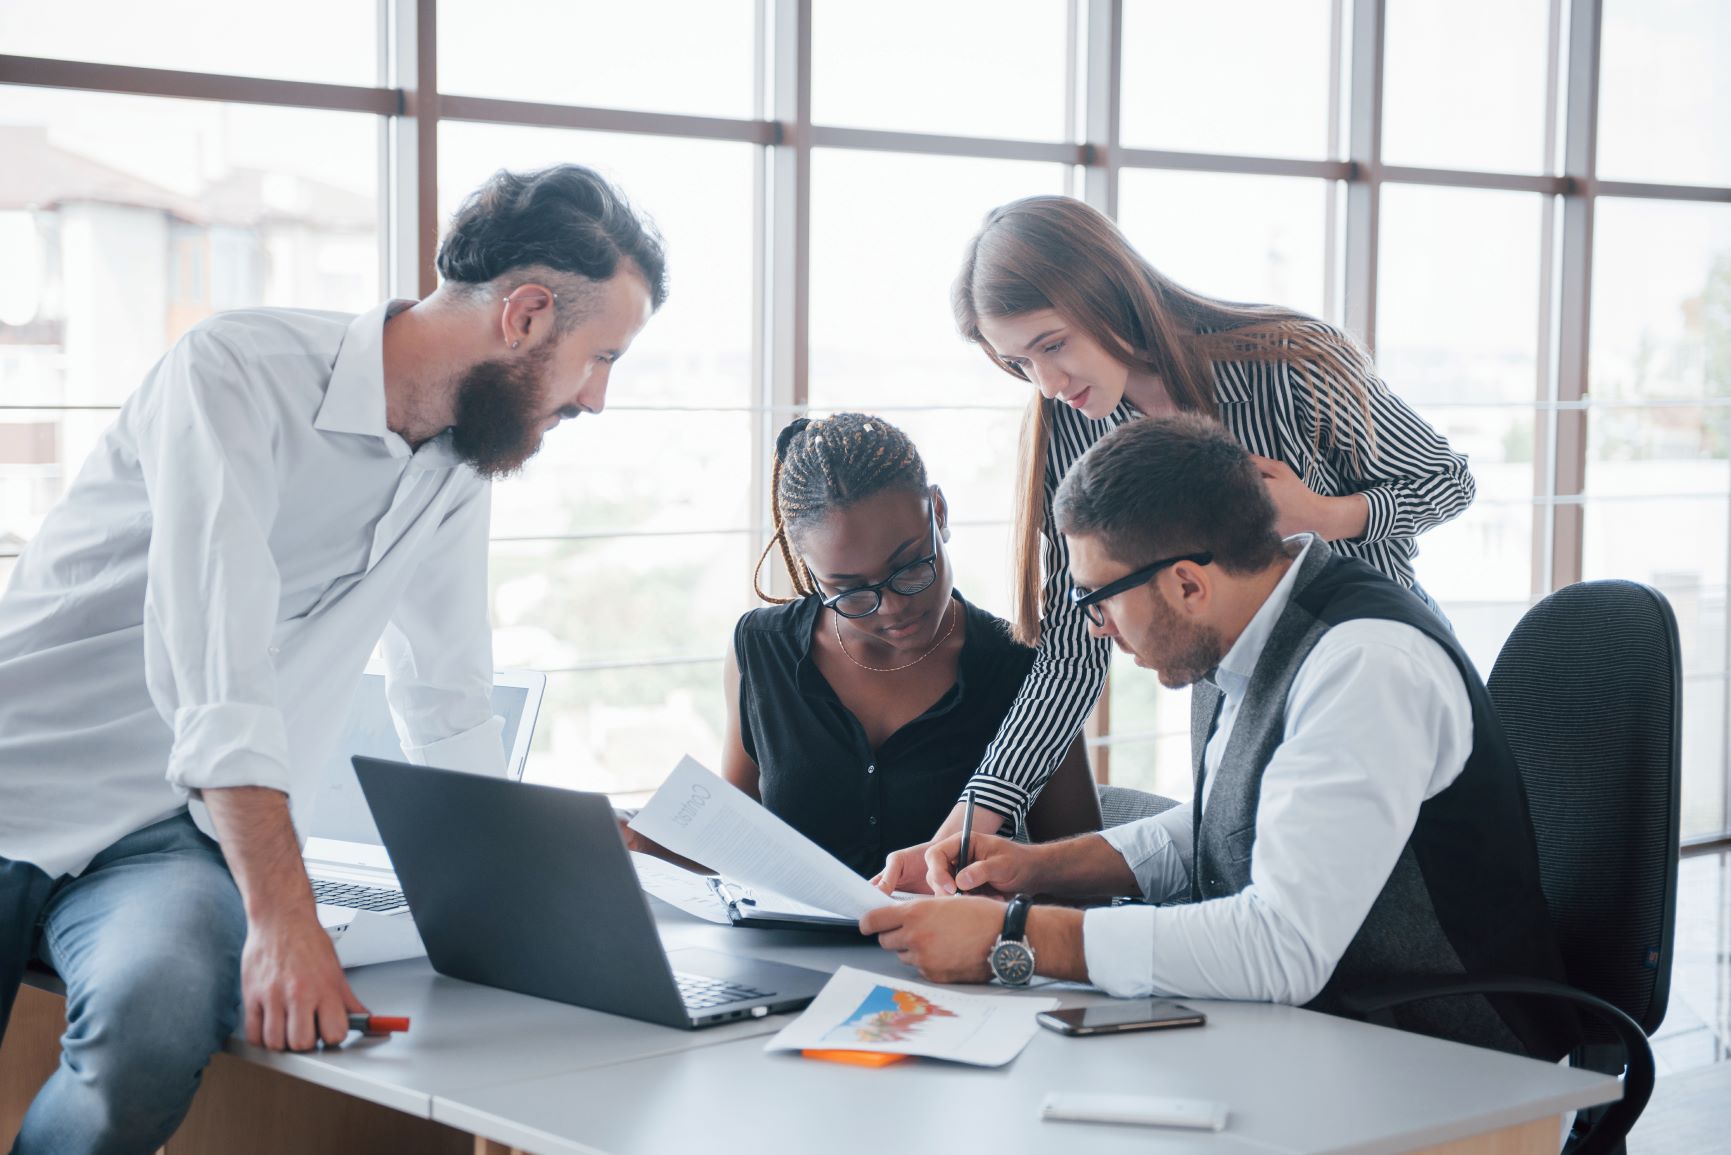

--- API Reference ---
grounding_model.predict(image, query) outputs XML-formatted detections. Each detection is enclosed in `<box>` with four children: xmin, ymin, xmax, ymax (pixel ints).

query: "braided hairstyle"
<box><xmin>753</xmin><ymin>413</ymin><xmax>930</xmax><ymax>604</ymax></box>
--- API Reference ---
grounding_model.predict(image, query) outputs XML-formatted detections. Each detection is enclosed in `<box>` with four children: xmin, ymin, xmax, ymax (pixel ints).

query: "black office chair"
<box><xmin>1097</xmin><ymin>784</ymin><xmax>1180</xmax><ymax>828</ymax></box>
<box><xmin>1340</xmin><ymin>580</ymin><xmax>1681</xmax><ymax>1155</ymax></box>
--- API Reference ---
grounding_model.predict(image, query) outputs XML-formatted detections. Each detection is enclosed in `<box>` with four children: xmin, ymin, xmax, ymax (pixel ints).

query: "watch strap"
<box><xmin>1001</xmin><ymin>893</ymin><xmax>1033</xmax><ymax>943</ymax></box>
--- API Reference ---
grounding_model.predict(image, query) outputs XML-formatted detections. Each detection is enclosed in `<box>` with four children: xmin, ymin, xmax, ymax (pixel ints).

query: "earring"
<box><xmin>511</xmin><ymin>340</ymin><xmax>520</xmax><ymax>350</ymax></box>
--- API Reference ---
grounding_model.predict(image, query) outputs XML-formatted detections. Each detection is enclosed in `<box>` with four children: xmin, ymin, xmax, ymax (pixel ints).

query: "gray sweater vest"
<box><xmin>1190</xmin><ymin>542</ymin><xmax>1575</xmax><ymax>1058</ymax></box>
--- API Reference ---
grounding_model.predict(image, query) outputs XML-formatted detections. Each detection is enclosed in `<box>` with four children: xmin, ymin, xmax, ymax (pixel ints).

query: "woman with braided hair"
<box><xmin>875</xmin><ymin>194</ymin><xmax>1476</xmax><ymax>894</ymax></box>
<box><xmin>687</xmin><ymin>412</ymin><xmax>1104</xmax><ymax>879</ymax></box>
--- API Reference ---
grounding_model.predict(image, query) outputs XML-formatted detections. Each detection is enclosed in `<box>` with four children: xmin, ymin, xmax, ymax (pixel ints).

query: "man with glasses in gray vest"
<box><xmin>862</xmin><ymin>413</ymin><xmax>1575</xmax><ymax>1059</ymax></box>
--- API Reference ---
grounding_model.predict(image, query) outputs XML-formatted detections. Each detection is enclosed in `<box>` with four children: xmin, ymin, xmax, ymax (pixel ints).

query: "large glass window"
<box><xmin>438</xmin><ymin>123</ymin><xmax>756</xmax><ymax>788</ymax></box>
<box><xmin>808</xmin><ymin>150</ymin><xmax>1066</xmax><ymax>618</ymax></box>
<box><xmin>0</xmin><ymin>0</ymin><xmax>378</xmax><ymax>86</ymax></box>
<box><xmin>1119</xmin><ymin>0</ymin><xmax>1333</xmax><ymax>159</ymax></box>
<box><xmin>1116</xmin><ymin>171</ymin><xmax>1330</xmax><ymax>320</ymax></box>
<box><xmin>4</xmin><ymin>4</ymin><xmax>1730</xmax><ymax>840</ymax></box>
<box><xmin>1597</xmin><ymin>0</ymin><xmax>1731</xmax><ymax>188</ymax></box>
<box><xmin>437</xmin><ymin>0</ymin><xmax>757</xmax><ymax>119</ymax></box>
<box><xmin>1105</xmin><ymin>650</ymin><xmax>1192</xmax><ymax>800</ymax></box>
<box><xmin>811</xmin><ymin>1</ymin><xmax>1068</xmax><ymax>141</ymax></box>
<box><xmin>1381</xmin><ymin>0</ymin><xmax>1552</xmax><ymax>174</ymax></box>
<box><xmin>807</xmin><ymin>151</ymin><xmax>1065</xmax><ymax>412</ymax></box>
<box><xmin>1377</xmin><ymin>183</ymin><xmax>1545</xmax><ymax>670</ymax></box>
<box><xmin>0</xmin><ymin>84</ymin><xmax>379</xmax><ymax>576</ymax></box>
<box><xmin>1585</xmin><ymin>197</ymin><xmax>1731</xmax><ymax>838</ymax></box>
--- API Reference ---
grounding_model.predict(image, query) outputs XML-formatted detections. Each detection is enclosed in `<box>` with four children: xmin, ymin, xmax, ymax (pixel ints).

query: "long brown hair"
<box><xmin>952</xmin><ymin>194</ymin><xmax>1377</xmax><ymax>645</ymax></box>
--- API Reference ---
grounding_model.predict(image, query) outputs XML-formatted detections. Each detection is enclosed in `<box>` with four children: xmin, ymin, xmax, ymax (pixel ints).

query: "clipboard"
<box><xmin>708</xmin><ymin>878</ymin><xmax>866</xmax><ymax>935</ymax></box>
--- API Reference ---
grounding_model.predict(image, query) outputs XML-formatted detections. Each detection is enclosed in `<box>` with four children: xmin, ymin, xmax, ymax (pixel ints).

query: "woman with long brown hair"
<box><xmin>875</xmin><ymin>194</ymin><xmax>1474</xmax><ymax>893</ymax></box>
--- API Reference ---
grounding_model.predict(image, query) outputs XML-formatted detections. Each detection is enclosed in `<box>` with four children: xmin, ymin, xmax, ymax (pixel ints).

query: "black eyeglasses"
<box><xmin>813</xmin><ymin>503</ymin><xmax>941</xmax><ymax>619</ymax></box>
<box><xmin>1069</xmin><ymin>551</ymin><xmax>1214</xmax><ymax>626</ymax></box>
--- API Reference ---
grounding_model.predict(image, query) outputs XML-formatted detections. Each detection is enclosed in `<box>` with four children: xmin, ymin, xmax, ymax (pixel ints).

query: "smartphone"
<box><xmin>1036</xmin><ymin>999</ymin><xmax>1206</xmax><ymax>1037</ymax></box>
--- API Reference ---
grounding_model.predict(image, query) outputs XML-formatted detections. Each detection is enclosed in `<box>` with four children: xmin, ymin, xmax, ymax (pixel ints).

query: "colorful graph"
<box><xmin>823</xmin><ymin>984</ymin><xmax>960</xmax><ymax>1045</ymax></box>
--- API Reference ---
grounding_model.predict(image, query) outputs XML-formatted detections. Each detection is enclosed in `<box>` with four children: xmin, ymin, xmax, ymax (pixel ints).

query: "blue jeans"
<box><xmin>0</xmin><ymin>812</ymin><xmax>246</xmax><ymax>1155</ymax></box>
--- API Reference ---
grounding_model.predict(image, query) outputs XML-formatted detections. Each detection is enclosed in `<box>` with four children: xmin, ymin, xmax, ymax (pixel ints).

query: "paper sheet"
<box><xmin>765</xmin><ymin>966</ymin><xmax>1057</xmax><ymax>1068</ymax></box>
<box><xmin>723</xmin><ymin>885</ymin><xmax>853</xmax><ymax>921</ymax></box>
<box><xmin>629</xmin><ymin>756</ymin><xmax>894</xmax><ymax>921</ymax></box>
<box><xmin>630</xmin><ymin>851</ymin><xmax>732</xmax><ymax>924</ymax></box>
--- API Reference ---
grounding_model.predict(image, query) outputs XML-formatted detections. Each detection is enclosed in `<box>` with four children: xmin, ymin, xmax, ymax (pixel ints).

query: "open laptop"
<box><xmin>308</xmin><ymin>667</ymin><xmax>545</xmax><ymax>931</ymax></box>
<box><xmin>352</xmin><ymin>756</ymin><xmax>831</xmax><ymax>1030</ymax></box>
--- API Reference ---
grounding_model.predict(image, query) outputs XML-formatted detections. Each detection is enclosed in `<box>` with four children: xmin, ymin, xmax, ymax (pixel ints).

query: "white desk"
<box><xmin>434</xmin><ymin>995</ymin><xmax>1610</xmax><ymax>1155</ymax></box>
<box><xmin>217</xmin><ymin>901</ymin><xmax>1109</xmax><ymax>1118</ymax></box>
<box><xmin>2</xmin><ymin>898</ymin><xmax>1621</xmax><ymax>1155</ymax></box>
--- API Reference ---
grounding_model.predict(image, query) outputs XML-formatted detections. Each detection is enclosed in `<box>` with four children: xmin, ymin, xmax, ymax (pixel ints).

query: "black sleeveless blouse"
<box><xmin>734</xmin><ymin>591</ymin><xmax>1037</xmax><ymax>877</ymax></box>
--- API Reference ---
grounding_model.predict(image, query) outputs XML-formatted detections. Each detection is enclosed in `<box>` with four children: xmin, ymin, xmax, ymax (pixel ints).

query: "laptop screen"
<box><xmin>308</xmin><ymin>673</ymin><xmax>532</xmax><ymax>847</ymax></box>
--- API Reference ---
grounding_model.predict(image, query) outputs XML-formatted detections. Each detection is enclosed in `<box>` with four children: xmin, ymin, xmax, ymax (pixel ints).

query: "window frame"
<box><xmin>3</xmin><ymin>0</ymin><xmax>1729</xmax><ymax>845</ymax></box>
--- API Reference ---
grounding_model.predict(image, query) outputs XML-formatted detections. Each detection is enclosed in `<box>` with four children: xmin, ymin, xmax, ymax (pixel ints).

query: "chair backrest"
<box><xmin>1012</xmin><ymin>785</ymin><xmax>1176</xmax><ymax>842</ymax></box>
<box><xmin>1486</xmin><ymin>580</ymin><xmax>1681</xmax><ymax>1035</ymax></box>
<box><xmin>1097</xmin><ymin>784</ymin><xmax>1180</xmax><ymax>828</ymax></box>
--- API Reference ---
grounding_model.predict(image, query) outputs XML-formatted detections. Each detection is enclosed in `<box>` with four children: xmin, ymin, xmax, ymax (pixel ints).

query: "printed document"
<box><xmin>629</xmin><ymin>756</ymin><xmax>894</xmax><ymax>921</ymax></box>
<box><xmin>766</xmin><ymin>966</ymin><xmax>1057</xmax><ymax>1067</ymax></box>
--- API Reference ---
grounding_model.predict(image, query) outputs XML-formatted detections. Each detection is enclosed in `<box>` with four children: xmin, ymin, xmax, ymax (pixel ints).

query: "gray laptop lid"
<box><xmin>351</xmin><ymin>757</ymin><xmax>695</xmax><ymax>1029</ymax></box>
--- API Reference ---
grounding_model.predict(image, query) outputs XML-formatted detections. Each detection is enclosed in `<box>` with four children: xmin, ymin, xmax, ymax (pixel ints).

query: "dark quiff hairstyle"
<box><xmin>753</xmin><ymin>413</ymin><xmax>931</xmax><ymax>604</ymax></box>
<box><xmin>1053</xmin><ymin>413</ymin><xmax>1285</xmax><ymax>576</ymax></box>
<box><xmin>437</xmin><ymin>164</ymin><xmax>669</xmax><ymax>329</ymax></box>
<box><xmin>953</xmin><ymin>194</ymin><xmax>1377</xmax><ymax>644</ymax></box>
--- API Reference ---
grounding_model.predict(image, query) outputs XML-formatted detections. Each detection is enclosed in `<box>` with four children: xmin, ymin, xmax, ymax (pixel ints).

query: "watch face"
<box><xmin>990</xmin><ymin>940</ymin><xmax>1035</xmax><ymax>986</ymax></box>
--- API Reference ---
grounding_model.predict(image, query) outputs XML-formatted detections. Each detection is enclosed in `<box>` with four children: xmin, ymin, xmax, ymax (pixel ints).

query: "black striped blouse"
<box><xmin>961</xmin><ymin>321</ymin><xmax>1477</xmax><ymax>823</ymax></box>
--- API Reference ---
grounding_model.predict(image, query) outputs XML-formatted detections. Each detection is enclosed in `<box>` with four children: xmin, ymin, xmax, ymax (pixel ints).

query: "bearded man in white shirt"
<box><xmin>862</xmin><ymin>414</ymin><xmax>1578</xmax><ymax>1060</ymax></box>
<box><xmin>0</xmin><ymin>164</ymin><xmax>664</xmax><ymax>1154</ymax></box>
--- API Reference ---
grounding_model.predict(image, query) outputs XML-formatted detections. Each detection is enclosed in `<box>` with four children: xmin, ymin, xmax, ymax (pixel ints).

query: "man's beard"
<box><xmin>1140</xmin><ymin>585</ymin><xmax>1225</xmax><ymax>690</ymax></box>
<box><xmin>448</xmin><ymin>347</ymin><xmax>554</xmax><ymax>479</ymax></box>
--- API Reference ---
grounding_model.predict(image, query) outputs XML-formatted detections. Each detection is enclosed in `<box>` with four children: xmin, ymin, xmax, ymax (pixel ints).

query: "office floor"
<box><xmin>1629</xmin><ymin>848</ymin><xmax>1731</xmax><ymax>1154</ymax></box>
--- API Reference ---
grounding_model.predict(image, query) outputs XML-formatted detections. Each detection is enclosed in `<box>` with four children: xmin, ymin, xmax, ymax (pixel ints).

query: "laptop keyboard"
<box><xmin>311</xmin><ymin>879</ymin><xmax>409</xmax><ymax>913</ymax></box>
<box><xmin>675</xmin><ymin>971</ymin><xmax>770</xmax><ymax>1011</ymax></box>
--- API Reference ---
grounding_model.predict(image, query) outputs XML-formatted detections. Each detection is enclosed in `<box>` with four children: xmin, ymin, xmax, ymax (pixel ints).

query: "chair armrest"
<box><xmin>1337</xmin><ymin>976</ymin><xmax>1650</xmax><ymax>1155</ymax></box>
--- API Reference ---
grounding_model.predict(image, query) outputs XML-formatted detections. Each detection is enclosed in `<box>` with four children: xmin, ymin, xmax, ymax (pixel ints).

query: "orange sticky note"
<box><xmin>800</xmin><ymin>1049</ymin><xmax>911</xmax><ymax>1068</ymax></box>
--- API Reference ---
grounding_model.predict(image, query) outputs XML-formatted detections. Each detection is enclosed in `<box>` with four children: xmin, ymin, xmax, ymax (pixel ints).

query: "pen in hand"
<box><xmin>955</xmin><ymin>788</ymin><xmax>975</xmax><ymax>895</ymax></box>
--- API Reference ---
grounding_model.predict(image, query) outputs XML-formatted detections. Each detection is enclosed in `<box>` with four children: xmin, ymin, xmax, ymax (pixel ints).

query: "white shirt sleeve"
<box><xmin>379</xmin><ymin>476</ymin><xmax>506</xmax><ymax>776</ymax></box>
<box><xmin>136</xmin><ymin>329</ymin><xmax>293</xmax><ymax>796</ymax></box>
<box><xmin>1082</xmin><ymin>620</ymin><xmax>1474</xmax><ymax>1002</ymax></box>
<box><xmin>1098</xmin><ymin>800</ymin><xmax>1194</xmax><ymax>904</ymax></box>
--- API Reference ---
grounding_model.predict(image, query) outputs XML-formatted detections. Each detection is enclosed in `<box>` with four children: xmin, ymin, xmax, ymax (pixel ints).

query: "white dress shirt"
<box><xmin>1081</xmin><ymin>535</ymin><xmax>1474</xmax><ymax>1003</ymax></box>
<box><xmin>0</xmin><ymin>301</ymin><xmax>504</xmax><ymax>878</ymax></box>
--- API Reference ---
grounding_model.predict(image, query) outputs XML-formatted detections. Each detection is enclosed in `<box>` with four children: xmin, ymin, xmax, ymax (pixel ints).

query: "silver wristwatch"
<box><xmin>988</xmin><ymin>894</ymin><xmax>1036</xmax><ymax>986</ymax></box>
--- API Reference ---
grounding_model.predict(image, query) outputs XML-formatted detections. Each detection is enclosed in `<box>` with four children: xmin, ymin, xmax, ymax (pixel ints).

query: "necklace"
<box><xmin>833</xmin><ymin>599</ymin><xmax>958</xmax><ymax>674</ymax></box>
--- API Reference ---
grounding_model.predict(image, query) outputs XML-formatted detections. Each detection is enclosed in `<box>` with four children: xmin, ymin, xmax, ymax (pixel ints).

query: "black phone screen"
<box><xmin>1047</xmin><ymin>1000</ymin><xmax>1204</xmax><ymax>1031</ymax></box>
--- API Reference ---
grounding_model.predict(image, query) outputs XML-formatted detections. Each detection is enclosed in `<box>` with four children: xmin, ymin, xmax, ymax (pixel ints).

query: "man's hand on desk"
<box><xmin>861</xmin><ymin>898</ymin><xmax>1092</xmax><ymax>985</ymax></box>
<box><xmin>242</xmin><ymin>912</ymin><xmax>367</xmax><ymax>1052</ymax></box>
<box><xmin>862</xmin><ymin>899</ymin><xmax>1092</xmax><ymax>986</ymax></box>
<box><xmin>201</xmin><ymin>785</ymin><xmax>368</xmax><ymax>1052</ymax></box>
<box><xmin>860</xmin><ymin>897</ymin><xmax>1001</xmax><ymax>983</ymax></box>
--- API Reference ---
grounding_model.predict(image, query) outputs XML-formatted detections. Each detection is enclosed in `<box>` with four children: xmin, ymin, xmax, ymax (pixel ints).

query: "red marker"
<box><xmin>348</xmin><ymin>1014</ymin><xmax>410</xmax><ymax>1036</ymax></box>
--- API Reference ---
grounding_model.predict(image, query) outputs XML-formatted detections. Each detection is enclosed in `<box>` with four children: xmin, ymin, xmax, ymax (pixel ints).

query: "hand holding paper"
<box><xmin>629</xmin><ymin>757</ymin><xmax>895</xmax><ymax>921</ymax></box>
